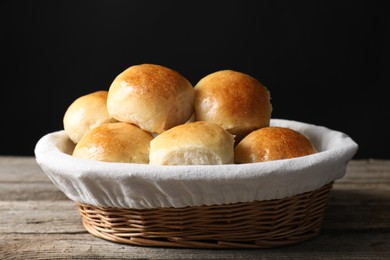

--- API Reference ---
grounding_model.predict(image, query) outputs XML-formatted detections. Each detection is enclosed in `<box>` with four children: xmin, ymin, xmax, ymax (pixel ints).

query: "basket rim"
<box><xmin>34</xmin><ymin>119</ymin><xmax>358</xmax><ymax>209</ymax></box>
<box><xmin>35</xmin><ymin>119</ymin><xmax>358</xmax><ymax>173</ymax></box>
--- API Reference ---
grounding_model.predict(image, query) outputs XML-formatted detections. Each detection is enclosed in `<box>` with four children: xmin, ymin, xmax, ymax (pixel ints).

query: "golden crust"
<box><xmin>72</xmin><ymin>122</ymin><xmax>153</xmax><ymax>163</ymax></box>
<box><xmin>194</xmin><ymin>70</ymin><xmax>272</xmax><ymax>142</ymax></box>
<box><xmin>107</xmin><ymin>64</ymin><xmax>194</xmax><ymax>133</ymax></box>
<box><xmin>113</xmin><ymin>64</ymin><xmax>189</xmax><ymax>99</ymax></box>
<box><xmin>63</xmin><ymin>90</ymin><xmax>117</xmax><ymax>144</ymax></box>
<box><xmin>234</xmin><ymin>126</ymin><xmax>317</xmax><ymax>163</ymax></box>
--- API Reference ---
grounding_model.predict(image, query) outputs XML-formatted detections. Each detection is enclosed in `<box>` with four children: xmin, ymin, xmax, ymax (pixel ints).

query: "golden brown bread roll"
<box><xmin>234</xmin><ymin>126</ymin><xmax>317</xmax><ymax>163</ymax></box>
<box><xmin>194</xmin><ymin>70</ymin><xmax>272</xmax><ymax>143</ymax></box>
<box><xmin>63</xmin><ymin>90</ymin><xmax>117</xmax><ymax>144</ymax></box>
<box><xmin>107</xmin><ymin>64</ymin><xmax>195</xmax><ymax>134</ymax></box>
<box><xmin>72</xmin><ymin>122</ymin><xmax>153</xmax><ymax>163</ymax></box>
<box><xmin>149</xmin><ymin>121</ymin><xmax>235</xmax><ymax>165</ymax></box>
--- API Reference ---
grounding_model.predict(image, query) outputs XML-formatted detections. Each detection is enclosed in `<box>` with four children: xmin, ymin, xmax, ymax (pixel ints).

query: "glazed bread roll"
<box><xmin>149</xmin><ymin>121</ymin><xmax>235</xmax><ymax>165</ymax></box>
<box><xmin>234</xmin><ymin>126</ymin><xmax>317</xmax><ymax>163</ymax></box>
<box><xmin>194</xmin><ymin>70</ymin><xmax>272</xmax><ymax>143</ymax></box>
<box><xmin>107</xmin><ymin>64</ymin><xmax>195</xmax><ymax>134</ymax></box>
<box><xmin>73</xmin><ymin>122</ymin><xmax>153</xmax><ymax>163</ymax></box>
<box><xmin>63</xmin><ymin>90</ymin><xmax>117</xmax><ymax>144</ymax></box>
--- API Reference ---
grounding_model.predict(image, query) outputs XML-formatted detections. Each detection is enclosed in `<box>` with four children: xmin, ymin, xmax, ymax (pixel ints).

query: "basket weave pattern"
<box><xmin>78</xmin><ymin>182</ymin><xmax>333</xmax><ymax>248</ymax></box>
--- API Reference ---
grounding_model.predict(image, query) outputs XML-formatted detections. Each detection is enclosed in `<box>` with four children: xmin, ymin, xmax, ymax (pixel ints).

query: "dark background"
<box><xmin>1</xmin><ymin>0</ymin><xmax>388</xmax><ymax>159</ymax></box>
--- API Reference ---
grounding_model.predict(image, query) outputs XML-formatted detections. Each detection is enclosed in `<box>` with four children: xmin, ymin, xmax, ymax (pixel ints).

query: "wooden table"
<box><xmin>1</xmin><ymin>157</ymin><xmax>389</xmax><ymax>259</ymax></box>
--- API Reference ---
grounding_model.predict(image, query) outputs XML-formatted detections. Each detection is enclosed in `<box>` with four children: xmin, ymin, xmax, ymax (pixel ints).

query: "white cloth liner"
<box><xmin>34</xmin><ymin>119</ymin><xmax>358</xmax><ymax>209</ymax></box>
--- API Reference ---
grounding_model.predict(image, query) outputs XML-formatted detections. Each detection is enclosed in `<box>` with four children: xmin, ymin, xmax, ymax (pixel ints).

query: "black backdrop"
<box><xmin>1</xmin><ymin>0</ymin><xmax>389</xmax><ymax>159</ymax></box>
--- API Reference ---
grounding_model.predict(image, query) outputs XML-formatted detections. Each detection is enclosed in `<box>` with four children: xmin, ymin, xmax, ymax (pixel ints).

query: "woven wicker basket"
<box><xmin>35</xmin><ymin>119</ymin><xmax>358</xmax><ymax>249</ymax></box>
<box><xmin>77</xmin><ymin>182</ymin><xmax>333</xmax><ymax>249</ymax></box>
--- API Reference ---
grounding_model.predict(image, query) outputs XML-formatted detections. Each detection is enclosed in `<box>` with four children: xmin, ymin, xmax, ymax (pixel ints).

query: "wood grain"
<box><xmin>1</xmin><ymin>157</ymin><xmax>389</xmax><ymax>259</ymax></box>
<box><xmin>1</xmin><ymin>232</ymin><xmax>389</xmax><ymax>259</ymax></box>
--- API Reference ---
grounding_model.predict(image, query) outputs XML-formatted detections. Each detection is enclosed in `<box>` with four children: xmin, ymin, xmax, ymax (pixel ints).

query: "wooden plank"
<box><xmin>0</xmin><ymin>201</ymin><xmax>84</xmax><ymax>234</ymax></box>
<box><xmin>0</xmin><ymin>156</ymin><xmax>37</xmax><ymax>165</ymax></box>
<box><xmin>0</xmin><ymin>156</ymin><xmax>68</xmax><ymax>201</ymax></box>
<box><xmin>342</xmin><ymin>159</ymin><xmax>390</xmax><ymax>183</ymax></box>
<box><xmin>323</xmin><ymin>202</ymin><xmax>390</xmax><ymax>230</ymax></box>
<box><xmin>1</xmin><ymin>197</ymin><xmax>388</xmax><ymax>235</ymax></box>
<box><xmin>0</xmin><ymin>183</ymin><xmax>68</xmax><ymax>201</ymax></box>
<box><xmin>1</xmin><ymin>157</ymin><xmax>389</xmax><ymax>259</ymax></box>
<box><xmin>1</xmin><ymin>231</ymin><xmax>389</xmax><ymax>259</ymax></box>
<box><xmin>331</xmin><ymin>184</ymin><xmax>390</xmax><ymax>203</ymax></box>
<box><xmin>0</xmin><ymin>156</ymin><xmax>50</xmax><ymax>183</ymax></box>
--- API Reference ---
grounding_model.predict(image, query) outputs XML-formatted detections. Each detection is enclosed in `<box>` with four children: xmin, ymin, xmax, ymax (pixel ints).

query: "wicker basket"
<box><xmin>35</xmin><ymin>119</ymin><xmax>358</xmax><ymax>249</ymax></box>
<box><xmin>77</xmin><ymin>182</ymin><xmax>333</xmax><ymax>249</ymax></box>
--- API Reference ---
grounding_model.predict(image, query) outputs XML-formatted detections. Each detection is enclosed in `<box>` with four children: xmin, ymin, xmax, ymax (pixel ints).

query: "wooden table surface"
<box><xmin>0</xmin><ymin>156</ymin><xmax>389</xmax><ymax>259</ymax></box>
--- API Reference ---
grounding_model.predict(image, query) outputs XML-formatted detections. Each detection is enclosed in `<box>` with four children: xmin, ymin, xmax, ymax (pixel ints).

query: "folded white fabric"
<box><xmin>34</xmin><ymin>119</ymin><xmax>358</xmax><ymax>209</ymax></box>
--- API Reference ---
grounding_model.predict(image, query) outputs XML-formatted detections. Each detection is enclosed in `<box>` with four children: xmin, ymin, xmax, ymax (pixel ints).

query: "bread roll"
<box><xmin>149</xmin><ymin>121</ymin><xmax>235</xmax><ymax>165</ymax></box>
<box><xmin>72</xmin><ymin>122</ymin><xmax>153</xmax><ymax>163</ymax></box>
<box><xmin>107</xmin><ymin>64</ymin><xmax>195</xmax><ymax>134</ymax></box>
<box><xmin>234</xmin><ymin>126</ymin><xmax>317</xmax><ymax>163</ymax></box>
<box><xmin>194</xmin><ymin>70</ymin><xmax>272</xmax><ymax>143</ymax></box>
<box><xmin>63</xmin><ymin>90</ymin><xmax>117</xmax><ymax>144</ymax></box>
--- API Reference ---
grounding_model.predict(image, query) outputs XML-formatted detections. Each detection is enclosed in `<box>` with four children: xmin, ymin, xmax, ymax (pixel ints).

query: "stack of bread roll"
<box><xmin>63</xmin><ymin>63</ymin><xmax>316</xmax><ymax>165</ymax></box>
